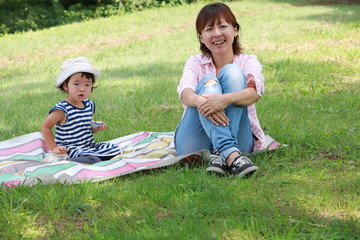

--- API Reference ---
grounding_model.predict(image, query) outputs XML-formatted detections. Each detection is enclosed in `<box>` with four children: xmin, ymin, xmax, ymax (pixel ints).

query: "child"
<box><xmin>41</xmin><ymin>56</ymin><xmax>121</xmax><ymax>164</ymax></box>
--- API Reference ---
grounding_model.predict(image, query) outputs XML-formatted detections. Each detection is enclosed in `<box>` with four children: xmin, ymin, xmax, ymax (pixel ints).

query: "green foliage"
<box><xmin>0</xmin><ymin>0</ymin><xmax>64</xmax><ymax>34</ymax></box>
<box><xmin>119</xmin><ymin>0</ymin><xmax>195</xmax><ymax>12</ymax></box>
<box><xmin>0</xmin><ymin>0</ymin><xmax>198</xmax><ymax>35</ymax></box>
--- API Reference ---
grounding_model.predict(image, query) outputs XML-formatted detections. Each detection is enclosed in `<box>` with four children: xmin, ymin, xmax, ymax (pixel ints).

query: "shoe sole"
<box><xmin>206</xmin><ymin>166</ymin><xmax>227</xmax><ymax>176</ymax></box>
<box><xmin>234</xmin><ymin>165</ymin><xmax>258</xmax><ymax>177</ymax></box>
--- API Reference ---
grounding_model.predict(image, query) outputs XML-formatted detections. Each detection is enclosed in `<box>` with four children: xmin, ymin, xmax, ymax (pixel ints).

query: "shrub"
<box><xmin>0</xmin><ymin>0</ymin><xmax>64</xmax><ymax>34</ymax></box>
<box><xmin>0</xmin><ymin>0</ymin><xmax>198</xmax><ymax>35</ymax></box>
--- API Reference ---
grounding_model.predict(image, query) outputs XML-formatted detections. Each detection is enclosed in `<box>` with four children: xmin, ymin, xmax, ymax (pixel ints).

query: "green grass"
<box><xmin>0</xmin><ymin>0</ymin><xmax>359</xmax><ymax>239</ymax></box>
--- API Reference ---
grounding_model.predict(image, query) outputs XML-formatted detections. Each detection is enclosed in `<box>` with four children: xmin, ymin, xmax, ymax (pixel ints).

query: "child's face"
<box><xmin>63</xmin><ymin>73</ymin><xmax>93</xmax><ymax>102</ymax></box>
<box><xmin>199</xmin><ymin>17</ymin><xmax>238</xmax><ymax>58</ymax></box>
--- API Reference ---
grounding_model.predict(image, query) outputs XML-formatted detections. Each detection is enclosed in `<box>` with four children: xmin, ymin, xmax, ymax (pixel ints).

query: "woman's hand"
<box><xmin>206</xmin><ymin>110</ymin><xmax>229</xmax><ymax>127</ymax></box>
<box><xmin>197</xmin><ymin>94</ymin><xmax>229</xmax><ymax>126</ymax></box>
<box><xmin>181</xmin><ymin>90</ymin><xmax>230</xmax><ymax>126</ymax></box>
<box><xmin>198</xmin><ymin>94</ymin><xmax>230</xmax><ymax>117</ymax></box>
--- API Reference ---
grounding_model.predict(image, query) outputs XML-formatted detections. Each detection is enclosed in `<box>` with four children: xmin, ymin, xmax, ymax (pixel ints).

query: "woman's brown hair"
<box><xmin>196</xmin><ymin>2</ymin><xmax>243</xmax><ymax>57</ymax></box>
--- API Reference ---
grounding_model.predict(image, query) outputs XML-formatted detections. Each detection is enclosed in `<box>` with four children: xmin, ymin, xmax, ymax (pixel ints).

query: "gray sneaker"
<box><xmin>229</xmin><ymin>156</ymin><xmax>258</xmax><ymax>177</ymax></box>
<box><xmin>206</xmin><ymin>155</ymin><xmax>228</xmax><ymax>176</ymax></box>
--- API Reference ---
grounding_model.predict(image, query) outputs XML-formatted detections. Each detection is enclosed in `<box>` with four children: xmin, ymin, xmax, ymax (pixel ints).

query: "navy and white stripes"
<box><xmin>50</xmin><ymin>99</ymin><xmax>120</xmax><ymax>158</ymax></box>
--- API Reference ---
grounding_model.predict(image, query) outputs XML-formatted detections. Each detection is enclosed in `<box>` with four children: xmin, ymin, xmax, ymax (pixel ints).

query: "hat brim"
<box><xmin>56</xmin><ymin>66</ymin><xmax>100</xmax><ymax>87</ymax></box>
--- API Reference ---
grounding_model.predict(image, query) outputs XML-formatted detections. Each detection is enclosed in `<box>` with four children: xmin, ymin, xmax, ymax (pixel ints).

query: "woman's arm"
<box><xmin>198</xmin><ymin>85</ymin><xmax>260</xmax><ymax>117</ymax></box>
<box><xmin>226</xmin><ymin>87</ymin><xmax>260</xmax><ymax>106</ymax></box>
<box><xmin>180</xmin><ymin>88</ymin><xmax>206</xmax><ymax>107</ymax></box>
<box><xmin>181</xmin><ymin>88</ymin><xmax>230</xmax><ymax>126</ymax></box>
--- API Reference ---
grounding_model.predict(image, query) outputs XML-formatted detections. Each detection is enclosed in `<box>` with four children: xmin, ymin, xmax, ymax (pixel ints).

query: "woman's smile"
<box><xmin>200</xmin><ymin>18</ymin><xmax>237</xmax><ymax>59</ymax></box>
<box><xmin>213</xmin><ymin>40</ymin><xmax>225</xmax><ymax>45</ymax></box>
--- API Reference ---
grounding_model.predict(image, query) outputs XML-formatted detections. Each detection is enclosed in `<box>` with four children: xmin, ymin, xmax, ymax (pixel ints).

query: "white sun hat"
<box><xmin>56</xmin><ymin>56</ymin><xmax>100</xmax><ymax>87</ymax></box>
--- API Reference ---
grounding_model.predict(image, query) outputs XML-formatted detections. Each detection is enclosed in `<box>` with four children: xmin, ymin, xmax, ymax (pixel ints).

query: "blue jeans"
<box><xmin>175</xmin><ymin>64</ymin><xmax>254</xmax><ymax>161</ymax></box>
<box><xmin>68</xmin><ymin>155</ymin><xmax>115</xmax><ymax>164</ymax></box>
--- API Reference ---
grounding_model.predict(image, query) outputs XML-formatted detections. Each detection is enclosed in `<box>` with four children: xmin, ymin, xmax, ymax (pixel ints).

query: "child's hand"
<box><xmin>91</xmin><ymin>121</ymin><xmax>108</xmax><ymax>133</ymax></box>
<box><xmin>52</xmin><ymin>145</ymin><xmax>67</xmax><ymax>155</ymax></box>
<box><xmin>96</xmin><ymin>123</ymin><xmax>108</xmax><ymax>131</ymax></box>
<box><xmin>90</xmin><ymin>121</ymin><xmax>104</xmax><ymax>128</ymax></box>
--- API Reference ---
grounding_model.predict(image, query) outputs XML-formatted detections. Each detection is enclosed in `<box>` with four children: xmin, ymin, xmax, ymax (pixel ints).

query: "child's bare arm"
<box><xmin>42</xmin><ymin>110</ymin><xmax>67</xmax><ymax>154</ymax></box>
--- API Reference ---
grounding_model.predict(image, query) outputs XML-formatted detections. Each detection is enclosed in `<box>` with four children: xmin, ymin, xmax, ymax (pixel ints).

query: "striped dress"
<box><xmin>50</xmin><ymin>99</ymin><xmax>121</xmax><ymax>158</ymax></box>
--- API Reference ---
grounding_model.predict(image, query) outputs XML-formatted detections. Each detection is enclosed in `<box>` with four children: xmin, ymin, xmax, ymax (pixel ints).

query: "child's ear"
<box><xmin>62</xmin><ymin>82</ymin><xmax>68</xmax><ymax>92</ymax></box>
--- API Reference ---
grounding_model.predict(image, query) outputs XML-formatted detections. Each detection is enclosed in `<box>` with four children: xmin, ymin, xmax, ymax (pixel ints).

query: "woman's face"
<box><xmin>199</xmin><ymin>17</ymin><xmax>238</xmax><ymax>58</ymax></box>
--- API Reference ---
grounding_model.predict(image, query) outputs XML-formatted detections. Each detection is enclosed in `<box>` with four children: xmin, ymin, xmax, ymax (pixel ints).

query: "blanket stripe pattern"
<box><xmin>0</xmin><ymin>132</ymin><xmax>207</xmax><ymax>188</ymax></box>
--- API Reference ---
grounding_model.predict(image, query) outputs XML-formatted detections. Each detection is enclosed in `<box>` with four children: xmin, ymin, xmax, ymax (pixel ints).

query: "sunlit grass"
<box><xmin>0</xmin><ymin>0</ymin><xmax>359</xmax><ymax>239</ymax></box>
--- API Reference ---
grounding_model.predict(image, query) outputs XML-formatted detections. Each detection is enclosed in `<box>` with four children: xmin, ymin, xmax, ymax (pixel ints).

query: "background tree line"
<box><xmin>0</xmin><ymin>0</ymin><xmax>358</xmax><ymax>36</ymax></box>
<box><xmin>0</xmin><ymin>0</ymin><xmax>197</xmax><ymax>35</ymax></box>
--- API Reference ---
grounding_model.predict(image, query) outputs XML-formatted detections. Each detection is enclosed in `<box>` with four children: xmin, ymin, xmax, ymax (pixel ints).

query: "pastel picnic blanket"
<box><xmin>0</xmin><ymin>132</ymin><xmax>209</xmax><ymax>188</ymax></box>
<box><xmin>0</xmin><ymin>131</ymin><xmax>282</xmax><ymax>188</ymax></box>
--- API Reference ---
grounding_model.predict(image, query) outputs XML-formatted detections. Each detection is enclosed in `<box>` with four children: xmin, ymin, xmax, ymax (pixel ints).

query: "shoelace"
<box><xmin>232</xmin><ymin>156</ymin><xmax>251</xmax><ymax>167</ymax></box>
<box><xmin>210</xmin><ymin>155</ymin><xmax>223</xmax><ymax>165</ymax></box>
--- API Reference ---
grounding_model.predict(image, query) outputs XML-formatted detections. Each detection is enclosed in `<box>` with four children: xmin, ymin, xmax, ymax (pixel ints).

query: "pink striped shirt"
<box><xmin>177</xmin><ymin>53</ymin><xmax>267</xmax><ymax>151</ymax></box>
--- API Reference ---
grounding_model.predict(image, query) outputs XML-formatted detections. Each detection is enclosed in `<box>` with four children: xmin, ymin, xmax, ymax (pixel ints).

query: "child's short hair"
<box><xmin>56</xmin><ymin>57</ymin><xmax>100</xmax><ymax>91</ymax></box>
<box><xmin>58</xmin><ymin>72</ymin><xmax>96</xmax><ymax>93</ymax></box>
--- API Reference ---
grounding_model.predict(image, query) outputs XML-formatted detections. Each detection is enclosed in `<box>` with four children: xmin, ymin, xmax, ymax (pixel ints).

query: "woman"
<box><xmin>175</xmin><ymin>2</ymin><xmax>276</xmax><ymax>177</ymax></box>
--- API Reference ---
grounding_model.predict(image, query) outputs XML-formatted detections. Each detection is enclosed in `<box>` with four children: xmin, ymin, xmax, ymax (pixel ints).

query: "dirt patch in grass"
<box><xmin>158</xmin><ymin>103</ymin><xmax>179</xmax><ymax>111</ymax></box>
<box><xmin>336</xmin><ymin>75</ymin><xmax>360</xmax><ymax>84</ymax></box>
<box><xmin>317</xmin><ymin>151</ymin><xmax>343</xmax><ymax>160</ymax></box>
<box><xmin>0</xmin><ymin>22</ymin><xmax>194</xmax><ymax>69</ymax></box>
<box><xmin>54</xmin><ymin>44</ymin><xmax>91</xmax><ymax>57</ymax></box>
<box><xmin>317</xmin><ymin>210</ymin><xmax>360</xmax><ymax>220</ymax></box>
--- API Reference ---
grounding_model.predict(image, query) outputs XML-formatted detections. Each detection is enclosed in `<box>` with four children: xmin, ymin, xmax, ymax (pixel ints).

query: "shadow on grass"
<box><xmin>0</xmin><ymin>60</ymin><xmax>184</xmax><ymax>140</ymax></box>
<box><xmin>270</xmin><ymin>0</ymin><xmax>360</xmax><ymax>6</ymax></box>
<box><xmin>81</xmin><ymin>158</ymin><xmax>360</xmax><ymax>239</ymax></box>
<box><xmin>269</xmin><ymin>0</ymin><xmax>360</xmax><ymax>25</ymax></box>
<box><xmin>0</xmin><ymin>132</ymin><xmax>358</xmax><ymax>239</ymax></box>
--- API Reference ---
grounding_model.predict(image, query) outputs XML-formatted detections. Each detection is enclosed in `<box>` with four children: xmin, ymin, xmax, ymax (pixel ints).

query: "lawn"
<box><xmin>0</xmin><ymin>0</ymin><xmax>359</xmax><ymax>239</ymax></box>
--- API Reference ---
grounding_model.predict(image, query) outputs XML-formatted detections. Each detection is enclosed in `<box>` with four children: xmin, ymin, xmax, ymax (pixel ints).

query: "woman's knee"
<box><xmin>196</xmin><ymin>75</ymin><xmax>222</xmax><ymax>95</ymax></box>
<box><xmin>220</xmin><ymin>64</ymin><xmax>243</xmax><ymax>75</ymax></box>
<box><xmin>219</xmin><ymin>64</ymin><xmax>247</xmax><ymax>90</ymax></box>
<box><xmin>200</xmin><ymin>74</ymin><xmax>218</xmax><ymax>84</ymax></box>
